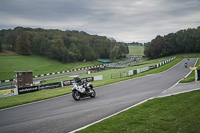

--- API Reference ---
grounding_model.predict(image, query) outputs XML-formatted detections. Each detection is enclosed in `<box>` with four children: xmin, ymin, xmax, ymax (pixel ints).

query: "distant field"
<box><xmin>0</xmin><ymin>54</ymin><xmax>102</xmax><ymax>80</ymax></box>
<box><xmin>128</xmin><ymin>46</ymin><xmax>144</xmax><ymax>55</ymax></box>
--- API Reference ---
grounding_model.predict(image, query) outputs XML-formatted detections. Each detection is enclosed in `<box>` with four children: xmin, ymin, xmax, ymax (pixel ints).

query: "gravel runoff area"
<box><xmin>157</xmin><ymin>81</ymin><xmax>200</xmax><ymax>98</ymax></box>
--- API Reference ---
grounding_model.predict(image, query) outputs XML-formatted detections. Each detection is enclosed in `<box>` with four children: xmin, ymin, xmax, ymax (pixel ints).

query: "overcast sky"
<box><xmin>0</xmin><ymin>0</ymin><xmax>200</xmax><ymax>43</ymax></box>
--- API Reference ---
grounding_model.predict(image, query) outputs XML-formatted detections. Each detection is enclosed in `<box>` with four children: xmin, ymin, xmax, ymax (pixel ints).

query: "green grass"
<box><xmin>0</xmin><ymin>86</ymin><xmax>72</xmax><ymax>109</ymax></box>
<box><xmin>128</xmin><ymin>46</ymin><xmax>144</xmax><ymax>55</ymax></box>
<box><xmin>0</xmin><ymin>54</ymin><xmax>102</xmax><ymax>80</ymax></box>
<box><xmin>77</xmin><ymin>90</ymin><xmax>200</xmax><ymax>133</ymax></box>
<box><xmin>180</xmin><ymin>70</ymin><xmax>196</xmax><ymax>83</ymax></box>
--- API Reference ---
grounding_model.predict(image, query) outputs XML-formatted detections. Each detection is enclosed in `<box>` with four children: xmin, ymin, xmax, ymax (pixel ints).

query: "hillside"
<box><xmin>128</xmin><ymin>46</ymin><xmax>144</xmax><ymax>55</ymax></box>
<box><xmin>0</xmin><ymin>53</ymin><xmax>102</xmax><ymax>80</ymax></box>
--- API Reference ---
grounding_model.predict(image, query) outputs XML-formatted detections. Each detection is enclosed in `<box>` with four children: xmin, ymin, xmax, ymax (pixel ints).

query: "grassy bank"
<box><xmin>77</xmin><ymin>90</ymin><xmax>200</xmax><ymax>133</ymax></box>
<box><xmin>0</xmin><ymin>54</ymin><xmax>102</xmax><ymax>80</ymax></box>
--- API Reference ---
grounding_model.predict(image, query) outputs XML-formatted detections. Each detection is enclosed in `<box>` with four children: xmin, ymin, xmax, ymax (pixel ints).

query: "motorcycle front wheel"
<box><xmin>89</xmin><ymin>88</ymin><xmax>96</xmax><ymax>98</ymax></box>
<box><xmin>72</xmin><ymin>90</ymin><xmax>81</xmax><ymax>101</ymax></box>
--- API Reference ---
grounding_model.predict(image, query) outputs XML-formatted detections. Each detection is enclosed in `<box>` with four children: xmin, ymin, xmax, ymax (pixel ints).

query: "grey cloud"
<box><xmin>0</xmin><ymin>0</ymin><xmax>200</xmax><ymax>43</ymax></box>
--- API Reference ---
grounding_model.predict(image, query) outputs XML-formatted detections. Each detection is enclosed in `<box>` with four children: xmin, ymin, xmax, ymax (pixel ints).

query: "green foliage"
<box><xmin>0</xmin><ymin>40</ymin><xmax>2</xmax><ymax>52</ymax></box>
<box><xmin>145</xmin><ymin>27</ymin><xmax>200</xmax><ymax>59</ymax></box>
<box><xmin>0</xmin><ymin>27</ymin><xmax>129</xmax><ymax>62</ymax></box>
<box><xmin>15</xmin><ymin>29</ymin><xmax>31</xmax><ymax>55</ymax></box>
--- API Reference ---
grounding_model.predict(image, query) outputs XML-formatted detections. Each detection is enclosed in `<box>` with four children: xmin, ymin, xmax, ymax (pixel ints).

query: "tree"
<box><xmin>146</xmin><ymin>35</ymin><xmax>163</xmax><ymax>59</ymax></box>
<box><xmin>0</xmin><ymin>38</ymin><xmax>2</xmax><ymax>52</ymax></box>
<box><xmin>0</xmin><ymin>27</ymin><xmax>129</xmax><ymax>62</ymax></box>
<box><xmin>16</xmin><ymin>30</ymin><xmax>31</xmax><ymax>55</ymax></box>
<box><xmin>110</xmin><ymin>45</ymin><xmax>119</xmax><ymax>59</ymax></box>
<box><xmin>195</xmin><ymin>27</ymin><xmax>200</xmax><ymax>52</ymax></box>
<box><xmin>162</xmin><ymin>33</ymin><xmax>177</xmax><ymax>56</ymax></box>
<box><xmin>144</xmin><ymin>26</ymin><xmax>200</xmax><ymax>59</ymax></box>
<box><xmin>68</xmin><ymin>43</ymin><xmax>81</xmax><ymax>62</ymax></box>
<box><xmin>118</xmin><ymin>43</ymin><xmax>128</xmax><ymax>57</ymax></box>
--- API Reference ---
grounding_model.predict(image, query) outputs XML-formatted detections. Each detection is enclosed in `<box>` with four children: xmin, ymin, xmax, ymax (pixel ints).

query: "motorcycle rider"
<box><xmin>74</xmin><ymin>77</ymin><xmax>89</xmax><ymax>92</ymax></box>
<box><xmin>74</xmin><ymin>77</ymin><xmax>82</xmax><ymax>85</ymax></box>
<box><xmin>184</xmin><ymin>62</ymin><xmax>188</xmax><ymax>68</ymax></box>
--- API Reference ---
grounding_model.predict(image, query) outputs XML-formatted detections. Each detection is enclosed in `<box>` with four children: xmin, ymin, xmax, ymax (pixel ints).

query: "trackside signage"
<box><xmin>63</xmin><ymin>80</ymin><xmax>74</xmax><ymax>86</ymax></box>
<box><xmin>39</xmin><ymin>82</ymin><xmax>62</xmax><ymax>90</ymax></box>
<box><xmin>0</xmin><ymin>89</ymin><xmax>14</xmax><ymax>97</ymax></box>
<box><xmin>63</xmin><ymin>77</ymin><xmax>94</xmax><ymax>86</ymax></box>
<box><xmin>18</xmin><ymin>86</ymin><xmax>39</xmax><ymax>94</ymax></box>
<box><xmin>84</xmin><ymin>77</ymin><xmax>94</xmax><ymax>82</ymax></box>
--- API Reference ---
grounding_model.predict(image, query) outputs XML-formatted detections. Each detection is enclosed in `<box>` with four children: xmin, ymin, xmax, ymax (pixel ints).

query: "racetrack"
<box><xmin>0</xmin><ymin>58</ymin><xmax>197</xmax><ymax>133</ymax></box>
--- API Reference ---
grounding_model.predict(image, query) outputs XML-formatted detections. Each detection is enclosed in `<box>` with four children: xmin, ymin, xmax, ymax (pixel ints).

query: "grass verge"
<box><xmin>77</xmin><ymin>90</ymin><xmax>200</xmax><ymax>133</ymax></box>
<box><xmin>0</xmin><ymin>86</ymin><xmax>72</xmax><ymax>109</ymax></box>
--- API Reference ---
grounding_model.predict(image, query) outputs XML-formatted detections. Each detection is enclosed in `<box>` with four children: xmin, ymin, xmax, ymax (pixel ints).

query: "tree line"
<box><xmin>126</xmin><ymin>42</ymin><xmax>143</xmax><ymax>46</ymax></box>
<box><xmin>0</xmin><ymin>27</ymin><xmax>129</xmax><ymax>62</ymax></box>
<box><xmin>144</xmin><ymin>26</ymin><xmax>200</xmax><ymax>59</ymax></box>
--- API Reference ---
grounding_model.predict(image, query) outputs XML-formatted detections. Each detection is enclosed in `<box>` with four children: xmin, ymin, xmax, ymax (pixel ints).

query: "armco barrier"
<box><xmin>0</xmin><ymin>64</ymin><xmax>105</xmax><ymax>83</ymax></box>
<box><xmin>18</xmin><ymin>86</ymin><xmax>39</xmax><ymax>94</ymax></box>
<box><xmin>33</xmin><ymin>65</ymin><xmax>105</xmax><ymax>78</ymax></box>
<box><xmin>125</xmin><ymin>57</ymin><xmax>176</xmax><ymax>78</ymax></box>
<box><xmin>0</xmin><ymin>76</ymin><xmax>99</xmax><ymax>97</ymax></box>
<box><xmin>63</xmin><ymin>77</ymin><xmax>94</xmax><ymax>86</ymax></box>
<box><xmin>39</xmin><ymin>82</ymin><xmax>62</xmax><ymax>90</ymax></box>
<box><xmin>0</xmin><ymin>89</ymin><xmax>14</xmax><ymax>97</ymax></box>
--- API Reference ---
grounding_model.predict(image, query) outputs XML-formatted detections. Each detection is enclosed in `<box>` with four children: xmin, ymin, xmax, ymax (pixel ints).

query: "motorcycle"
<box><xmin>71</xmin><ymin>77</ymin><xmax>96</xmax><ymax>101</ymax></box>
<box><xmin>185</xmin><ymin>63</ymin><xmax>188</xmax><ymax>68</ymax></box>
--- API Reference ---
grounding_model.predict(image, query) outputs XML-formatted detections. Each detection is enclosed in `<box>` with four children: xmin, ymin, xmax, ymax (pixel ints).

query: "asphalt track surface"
<box><xmin>0</xmin><ymin>58</ymin><xmax>197</xmax><ymax>133</ymax></box>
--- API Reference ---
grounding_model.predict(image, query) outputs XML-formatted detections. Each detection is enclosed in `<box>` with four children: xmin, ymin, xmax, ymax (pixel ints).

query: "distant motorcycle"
<box><xmin>185</xmin><ymin>63</ymin><xmax>188</xmax><ymax>68</ymax></box>
<box><xmin>71</xmin><ymin>77</ymin><xmax>96</xmax><ymax>101</ymax></box>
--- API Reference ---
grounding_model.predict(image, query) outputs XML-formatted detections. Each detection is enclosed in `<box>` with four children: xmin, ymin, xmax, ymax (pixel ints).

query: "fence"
<box><xmin>0</xmin><ymin>75</ymin><xmax>103</xmax><ymax>97</ymax></box>
<box><xmin>110</xmin><ymin>57</ymin><xmax>176</xmax><ymax>78</ymax></box>
<box><xmin>0</xmin><ymin>64</ymin><xmax>106</xmax><ymax>84</ymax></box>
<box><xmin>106</xmin><ymin>56</ymin><xmax>145</xmax><ymax>68</ymax></box>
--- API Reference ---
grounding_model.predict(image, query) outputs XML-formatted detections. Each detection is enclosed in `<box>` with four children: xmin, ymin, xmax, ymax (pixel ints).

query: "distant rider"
<box><xmin>184</xmin><ymin>62</ymin><xmax>188</xmax><ymax>68</ymax></box>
